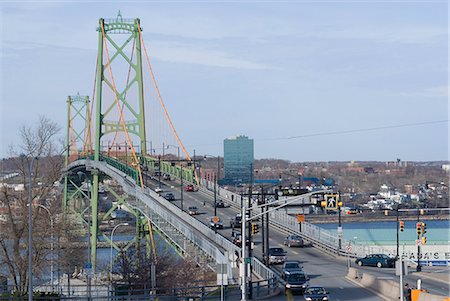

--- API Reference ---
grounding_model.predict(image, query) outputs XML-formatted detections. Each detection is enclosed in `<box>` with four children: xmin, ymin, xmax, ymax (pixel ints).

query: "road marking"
<box><xmin>339</xmin><ymin>286</ymin><xmax>344</xmax><ymax>289</ymax></box>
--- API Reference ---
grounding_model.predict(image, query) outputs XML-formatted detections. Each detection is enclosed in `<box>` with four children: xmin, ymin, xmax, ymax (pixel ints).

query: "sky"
<box><xmin>0</xmin><ymin>0</ymin><xmax>448</xmax><ymax>162</ymax></box>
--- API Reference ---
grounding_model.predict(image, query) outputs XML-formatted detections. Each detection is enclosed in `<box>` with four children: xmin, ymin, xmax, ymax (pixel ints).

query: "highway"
<box><xmin>142</xmin><ymin>174</ymin><xmax>449</xmax><ymax>300</ymax></box>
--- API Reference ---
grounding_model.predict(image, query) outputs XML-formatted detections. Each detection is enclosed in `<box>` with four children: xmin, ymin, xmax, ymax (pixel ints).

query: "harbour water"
<box><xmin>316</xmin><ymin>219</ymin><xmax>450</xmax><ymax>245</ymax></box>
<box><xmin>316</xmin><ymin>220</ymin><xmax>450</xmax><ymax>265</ymax></box>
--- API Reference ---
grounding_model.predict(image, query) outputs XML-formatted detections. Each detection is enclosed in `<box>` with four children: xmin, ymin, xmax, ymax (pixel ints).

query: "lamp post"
<box><xmin>77</xmin><ymin>171</ymin><xmax>92</xmax><ymax>300</ymax></box>
<box><xmin>166</xmin><ymin>145</ymin><xmax>183</xmax><ymax>210</ymax></box>
<box><xmin>21</xmin><ymin>154</ymin><xmax>36</xmax><ymax>301</ymax></box>
<box><xmin>36</xmin><ymin>204</ymin><xmax>54</xmax><ymax>289</ymax></box>
<box><xmin>110</xmin><ymin>222</ymin><xmax>129</xmax><ymax>280</ymax></box>
<box><xmin>203</xmin><ymin>154</ymin><xmax>221</xmax><ymax>216</ymax></box>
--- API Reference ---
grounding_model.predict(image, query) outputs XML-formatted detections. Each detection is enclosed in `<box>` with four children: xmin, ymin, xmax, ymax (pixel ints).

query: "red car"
<box><xmin>185</xmin><ymin>184</ymin><xmax>196</xmax><ymax>192</ymax></box>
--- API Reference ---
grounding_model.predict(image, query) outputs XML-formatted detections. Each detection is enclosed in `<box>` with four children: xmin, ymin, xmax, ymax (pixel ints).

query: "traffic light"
<box><xmin>421</xmin><ymin>236</ymin><xmax>427</xmax><ymax>245</ymax></box>
<box><xmin>420</xmin><ymin>209</ymin><xmax>425</xmax><ymax>215</ymax></box>
<box><xmin>251</xmin><ymin>223</ymin><xmax>259</xmax><ymax>235</ymax></box>
<box><xmin>384</xmin><ymin>210</ymin><xmax>389</xmax><ymax>216</ymax></box>
<box><xmin>421</xmin><ymin>222</ymin><xmax>427</xmax><ymax>235</ymax></box>
<box><xmin>321</xmin><ymin>201</ymin><xmax>327</xmax><ymax>208</ymax></box>
<box><xmin>399</xmin><ymin>221</ymin><xmax>404</xmax><ymax>232</ymax></box>
<box><xmin>416</xmin><ymin>222</ymin><xmax>422</xmax><ymax>235</ymax></box>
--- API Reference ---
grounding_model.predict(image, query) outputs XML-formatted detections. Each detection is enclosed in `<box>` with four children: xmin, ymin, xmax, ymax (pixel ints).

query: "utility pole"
<box><xmin>247</xmin><ymin>164</ymin><xmax>253</xmax><ymax>300</ymax></box>
<box><xmin>261</xmin><ymin>187</ymin><xmax>265</xmax><ymax>260</ymax></box>
<box><xmin>158</xmin><ymin>155</ymin><xmax>161</xmax><ymax>189</ymax></box>
<box><xmin>338</xmin><ymin>191</ymin><xmax>342</xmax><ymax>251</ymax></box>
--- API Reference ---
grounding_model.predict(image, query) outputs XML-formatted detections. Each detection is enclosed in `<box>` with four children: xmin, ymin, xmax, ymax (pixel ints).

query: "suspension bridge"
<box><xmin>61</xmin><ymin>13</ymin><xmax>435</xmax><ymax>300</ymax></box>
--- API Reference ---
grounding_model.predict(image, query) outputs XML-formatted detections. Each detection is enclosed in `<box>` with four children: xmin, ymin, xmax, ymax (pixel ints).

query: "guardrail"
<box><xmin>66</xmin><ymin>157</ymin><xmax>283</xmax><ymax>293</ymax></box>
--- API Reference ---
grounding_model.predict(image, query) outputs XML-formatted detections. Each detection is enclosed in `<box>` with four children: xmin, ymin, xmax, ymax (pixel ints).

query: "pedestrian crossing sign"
<box><xmin>325</xmin><ymin>194</ymin><xmax>339</xmax><ymax>209</ymax></box>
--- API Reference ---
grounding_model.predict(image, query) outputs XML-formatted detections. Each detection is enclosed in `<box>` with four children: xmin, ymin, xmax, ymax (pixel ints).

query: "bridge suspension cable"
<box><xmin>137</xmin><ymin>26</ymin><xmax>191</xmax><ymax>162</ymax></box>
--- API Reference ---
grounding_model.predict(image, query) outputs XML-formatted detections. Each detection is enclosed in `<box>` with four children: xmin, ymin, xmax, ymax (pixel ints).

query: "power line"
<box><xmin>186</xmin><ymin>119</ymin><xmax>448</xmax><ymax>149</ymax></box>
<box><xmin>259</xmin><ymin>120</ymin><xmax>449</xmax><ymax>141</ymax></box>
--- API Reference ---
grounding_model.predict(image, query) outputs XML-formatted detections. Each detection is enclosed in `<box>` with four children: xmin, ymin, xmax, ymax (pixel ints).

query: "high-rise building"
<box><xmin>223</xmin><ymin>135</ymin><xmax>254</xmax><ymax>184</ymax></box>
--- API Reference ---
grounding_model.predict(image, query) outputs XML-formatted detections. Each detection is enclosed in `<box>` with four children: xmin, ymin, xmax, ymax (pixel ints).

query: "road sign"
<box><xmin>297</xmin><ymin>214</ymin><xmax>305</xmax><ymax>223</ymax></box>
<box><xmin>84</xmin><ymin>262</ymin><xmax>93</xmax><ymax>277</ymax></box>
<box><xmin>212</xmin><ymin>216</ymin><xmax>220</xmax><ymax>223</ymax></box>
<box><xmin>346</xmin><ymin>245</ymin><xmax>352</xmax><ymax>253</ymax></box>
<box><xmin>325</xmin><ymin>194</ymin><xmax>339</xmax><ymax>209</ymax></box>
<box><xmin>245</xmin><ymin>257</ymin><xmax>251</xmax><ymax>264</ymax></box>
<box><xmin>415</xmin><ymin>239</ymin><xmax>422</xmax><ymax>246</ymax></box>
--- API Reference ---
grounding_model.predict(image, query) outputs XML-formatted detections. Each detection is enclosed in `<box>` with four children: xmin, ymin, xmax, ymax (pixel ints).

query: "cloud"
<box><xmin>147</xmin><ymin>40</ymin><xmax>270</xmax><ymax>70</ymax></box>
<box><xmin>398</xmin><ymin>85</ymin><xmax>449</xmax><ymax>98</ymax></box>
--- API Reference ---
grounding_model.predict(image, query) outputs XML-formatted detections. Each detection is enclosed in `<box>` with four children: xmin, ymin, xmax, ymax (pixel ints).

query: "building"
<box><xmin>223</xmin><ymin>135</ymin><xmax>254</xmax><ymax>184</ymax></box>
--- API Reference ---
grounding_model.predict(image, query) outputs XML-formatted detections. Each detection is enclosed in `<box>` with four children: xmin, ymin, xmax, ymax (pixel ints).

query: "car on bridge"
<box><xmin>216</xmin><ymin>200</ymin><xmax>225</xmax><ymax>208</ymax></box>
<box><xmin>284</xmin><ymin>234</ymin><xmax>304</xmax><ymax>247</ymax></box>
<box><xmin>268</xmin><ymin>247</ymin><xmax>287</xmax><ymax>264</ymax></box>
<box><xmin>355</xmin><ymin>254</ymin><xmax>395</xmax><ymax>268</ymax></box>
<box><xmin>163</xmin><ymin>173</ymin><xmax>171</xmax><ymax>180</ymax></box>
<box><xmin>209</xmin><ymin>216</ymin><xmax>223</xmax><ymax>229</ymax></box>
<box><xmin>230</xmin><ymin>214</ymin><xmax>242</xmax><ymax>228</ymax></box>
<box><xmin>163</xmin><ymin>192</ymin><xmax>175</xmax><ymax>201</ymax></box>
<box><xmin>185</xmin><ymin>184</ymin><xmax>196</xmax><ymax>192</ymax></box>
<box><xmin>284</xmin><ymin>271</ymin><xmax>309</xmax><ymax>295</ymax></box>
<box><xmin>155</xmin><ymin>187</ymin><xmax>163</xmax><ymax>193</ymax></box>
<box><xmin>188</xmin><ymin>206</ymin><xmax>199</xmax><ymax>215</ymax></box>
<box><xmin>303</xmin><ymin>286</ymin><xmax>329</xmax><ymax>300</ymax></box>
<box><xmin>281</xmin><ymin>261</ymin><xmax>303</xmax><ymax>279</ymax></box>
<box><xmin>232</xmin><ymin>234</ymin><xmax>250</xmax><ymax>247</ymax></box>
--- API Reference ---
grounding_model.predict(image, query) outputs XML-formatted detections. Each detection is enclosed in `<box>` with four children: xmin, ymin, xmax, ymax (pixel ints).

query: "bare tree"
<box><xmin>0</xmin><ymin>116</ymin><xmax>66</xmax><ymax>293</ymax></box>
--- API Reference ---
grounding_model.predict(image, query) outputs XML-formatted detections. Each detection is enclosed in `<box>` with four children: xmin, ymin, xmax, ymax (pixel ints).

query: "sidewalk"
<box><xmin>414</xmin><ymin>266</ymin><xmax>450</xmax><ymax>285</ymax></box>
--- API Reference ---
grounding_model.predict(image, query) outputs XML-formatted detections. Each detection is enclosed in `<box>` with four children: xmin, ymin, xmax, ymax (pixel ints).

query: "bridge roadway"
<box><xmin>147</xmin><ymin>176</ymin><xmax>450</xmax><ymax>299</ymax></box>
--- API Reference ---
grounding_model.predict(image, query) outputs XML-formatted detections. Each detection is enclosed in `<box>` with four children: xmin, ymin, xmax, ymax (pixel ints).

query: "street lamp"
<box><xmin>77</xmin><ymin>171</ymin><xmax>92</xmax><ymax>300</ymax></box>
<box><xmin>34</xmin><ymin>204</ymin><xmax>54</xmax><ymax>289</ymax></box>
<box><xmin>21</xmin><ymin>154</ymin><xmax>36</xmax><ymax>301</ymax></box>
<box><xmin>166</xmin><ymin>145</ymin><xmax>184</xmax><ymax>210</ymax></box>
<box><xmin>110</xmin><ymin>222</ymin><xmax>129</xmax><ymax>280</ymax></box>
<box><xmin>203</xmin><ymin>155</ymin><xmax>220</xmax><ymax>216</ymax></box>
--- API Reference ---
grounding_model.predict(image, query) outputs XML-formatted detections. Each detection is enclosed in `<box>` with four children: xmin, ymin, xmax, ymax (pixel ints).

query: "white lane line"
<box><xmin>339</xmin><ymin>286</ymin><xmax>344</xmax><ymax>289</ymax></box>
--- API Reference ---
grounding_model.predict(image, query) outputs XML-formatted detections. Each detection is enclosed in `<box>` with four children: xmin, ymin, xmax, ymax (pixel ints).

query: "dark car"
<box><xmin>285</xmin><ymin>271</ymin><xmax>309</xmax><ymax>294</ymax></box>
<box><xmin>163</xmin><ymin>192</ymin><xmax>175</xmax><ymax>201</ymax></box>
<box><xmin>282</xmin><ymin>261</ymin><xmax>303</xmax><ymax>279</ymax></box>
<box><xmin>216</xmin><ymin>200</ymin><xmax>225</xmax><ymax>208</ymax></box>
<box><xmin>284</xmin><ymin>235</ymin><xmax>304</xmax><ymax>247</ymax></box>
<box><xmin>355</xmin><ymin>254</ymin><xmax>395</xmax><ymax>268</ymax></box>
<box><xmin>230</xmin><ymin>214</ymin><xmax>242</xmax><ymax>228</ymax></box>
<box><xmin>303</xmin><ymin>286</ymin><xmax>329</xmax><ymax>301</ymax></box>
<box><xmin>268</xmin><ymin>247</ymin><xmax>287</xmax><ymax>264</ymax></box>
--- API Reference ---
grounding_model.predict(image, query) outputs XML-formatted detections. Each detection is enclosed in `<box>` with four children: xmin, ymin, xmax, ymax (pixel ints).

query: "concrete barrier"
<box><xmin>347</xmin><ymin>269</ymin><xmax>450</xmax><ymax>301</ymax></box>
<box><xmin>347</xmin><ymin>269</ymin><xmax>399</xmax><ymax>300</ymax></box>
<box><xmin>416</xmin><ymin>291</ymin><xmax>450</xmax><ymax>301</ymax></box>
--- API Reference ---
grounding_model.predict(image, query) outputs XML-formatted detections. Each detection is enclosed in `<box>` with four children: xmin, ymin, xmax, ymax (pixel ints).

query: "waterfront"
<box><xmin>317</xmin><ymin>220</ymin><xmax>450</xmax><ymax>245</ymax></box>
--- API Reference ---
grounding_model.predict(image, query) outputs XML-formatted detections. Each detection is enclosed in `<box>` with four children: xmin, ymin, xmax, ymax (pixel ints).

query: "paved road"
<box><xmin>143</xmin><ymin>175</ymin><xmax>449</xmax><ymax>299</ymax></box>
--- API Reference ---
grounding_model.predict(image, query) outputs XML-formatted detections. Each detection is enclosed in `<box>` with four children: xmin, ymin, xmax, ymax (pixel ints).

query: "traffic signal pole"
<box><xmin>396</xmin><ymin>205</ymin><xmax>399</xmax><ymax>260</ymax></box>
<box><xmin>416</xmin><ymin>210</ymin><xmax>421</xmax><ymax>272</ymax></box>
